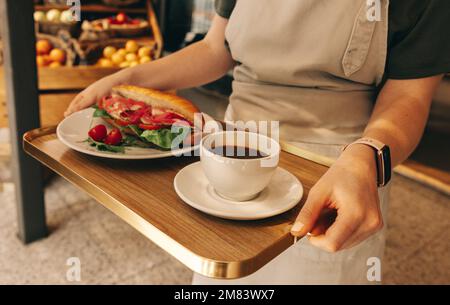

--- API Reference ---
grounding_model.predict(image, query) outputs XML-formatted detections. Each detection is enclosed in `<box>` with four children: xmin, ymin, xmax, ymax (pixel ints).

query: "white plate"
<box><xmin>174</xmin><ymin>162</ymin><xmax>303</xmax><ymax>220</ymax></box>
<box><xmin>57</xmin><ymin>108</ymin><xmax>200</xmax><ymax>160</ymax></box>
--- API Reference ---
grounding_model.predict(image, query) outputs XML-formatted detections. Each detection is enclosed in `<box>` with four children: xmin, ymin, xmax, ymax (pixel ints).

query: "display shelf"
<box><xmin>34</xmin><ymin>4</ymin><xmax>147</xmax><ymax>14</ymax></box>
<box><xmin>38</xmin><ymin>66</ymin><xmax>121</xmax><ymax>91</ymax></box>
<box><xmin>35</xmin><ymin>0</ymin><xmax>163</xmax><ymax>90</ymax></box>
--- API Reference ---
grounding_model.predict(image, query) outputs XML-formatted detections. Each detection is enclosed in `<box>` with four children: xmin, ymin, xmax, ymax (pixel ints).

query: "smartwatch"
<box><xmin>344</xmin><ymin>138</ymin><xmax>392</xmax><ymax>187</ymax></box>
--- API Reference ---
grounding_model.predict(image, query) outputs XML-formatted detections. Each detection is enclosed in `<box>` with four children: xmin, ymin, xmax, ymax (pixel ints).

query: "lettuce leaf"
<box><xmin>122</xmin><ymin>135</ymin><xmax>153</xmax><ymax>148</ymax></box>
<box><xmin>93</xmin><ymin>108</ymin><xmax>111</xmax><ymax>119</ymax></box>
<box><xmin>86</xmin><ymin>138</ymin><xmax>125</xmax><ymax>153</ymax></box>
<box><xmin>127</xmin><ymin>125</ymin><xmax>142</xmax><ymax>137</ymax></box>
<box><xmin>140</xmin><ymin>127</ymin><xmax>190</xmax><ymax>150</ymax></box>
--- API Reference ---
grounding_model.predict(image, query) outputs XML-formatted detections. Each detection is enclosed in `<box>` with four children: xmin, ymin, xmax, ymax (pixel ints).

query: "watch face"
<box><xmin>381</xmin><ymin>146</ymin><xmax>391</xmax><ymax>185</ymax></box>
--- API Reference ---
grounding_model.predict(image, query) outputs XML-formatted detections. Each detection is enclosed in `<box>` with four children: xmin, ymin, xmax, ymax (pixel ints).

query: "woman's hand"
<box><xmin>64</xmin><ymin>71</ymin><xmax>130</xmax><ymax>117</ymax></box>
<box><xmin>291</xmin><ymin>144</ymin><xmax>383</xmax><ymax>252</ymax></box>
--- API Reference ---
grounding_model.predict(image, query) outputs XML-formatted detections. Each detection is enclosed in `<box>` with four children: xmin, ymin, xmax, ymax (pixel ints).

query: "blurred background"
<box><xmin>0</xmin><ymin>0</ymin><xmax>448</xmax><ymax>284</ymax></box>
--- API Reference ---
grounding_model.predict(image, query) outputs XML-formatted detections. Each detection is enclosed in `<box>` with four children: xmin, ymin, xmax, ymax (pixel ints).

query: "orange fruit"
<box><xmin>125</xmin><ymin>53</ymin><xmax>137</xmax><ymax>63</ymax></box>
<box><xmin>138</xmin><ymin>47</ymin><xmax>151</xmax><ymax>58</ymax></box>
<box><xmin>139</xmin><ymin>56</ymin><xmax>151</xmax><ymax>64</ymax></box>
<box><xmin>119</xmin><ymin>61</ymin><xmax>131</xmax><ymax>68</ymax></box>
<box><xmin>129</xmin><ymin>61</ymin><xmax>139</xmax><ymax>67</ymax></box>
<box><xmin>125</xmin><ymin>40</ymin><xmax>139</xmax><ymax>53</ymax></box>
<box><xmin>49</xmin><ymin>48</ymin><xmax>66</xmax><ymax>64</ymax></box>
<box><xmin>98</xmin><ymin>58</ymin><xmax>114</xmax><ymax>68</ymax></box>
<box><xmin>49</xmin><ymin>61</ymin><xmax>62</xmax><ymax>68</ymax></box>
<box><xmin>36</xmin><ymin>55</ymin><xmax>48</xmax><ymax>67</ymax></box>
<box><xmin>103</xmin><ymin>46</ymin><xmax>117</xmax><ymax>59</ymax></box>
<box><xmin>111</xmin><ymin>52</ymin><xmax>125</xmax><ymax>65</ymax></box>
<box><xmin>36</xmin><ymin>40</ymin><xmax>53</xmax><ymax>55</ymax></box>
<box><xmin>116</xmin><ymin>48</ymin><xmax>127</xmax><ymax>56</ymax></box>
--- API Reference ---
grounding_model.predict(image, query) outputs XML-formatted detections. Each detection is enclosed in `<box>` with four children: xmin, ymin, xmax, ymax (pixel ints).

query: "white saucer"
<box><xmin>174</xmin><ymin>162</ymin><xmax>303</xmax><ymax>220</ymax></box>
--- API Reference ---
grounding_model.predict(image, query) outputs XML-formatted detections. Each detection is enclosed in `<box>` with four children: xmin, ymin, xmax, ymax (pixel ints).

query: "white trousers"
<box><xmin>192</xmin><ymin>141</ymin><xmax>390</xmax><ymax>285</ymax></box>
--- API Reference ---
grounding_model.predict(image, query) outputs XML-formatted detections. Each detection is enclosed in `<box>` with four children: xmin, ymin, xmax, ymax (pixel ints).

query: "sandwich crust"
<box><xmin>111</xmin><ymin>85</ymin><xmax>199</xmax><ymax>123</ymax></box>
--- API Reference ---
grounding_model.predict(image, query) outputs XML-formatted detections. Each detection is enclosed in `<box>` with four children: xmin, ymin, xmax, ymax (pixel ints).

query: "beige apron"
<box><xmin>193</xmin><ymin>0</ymin><xmax>391</xmax><ymax>284</ymax></box>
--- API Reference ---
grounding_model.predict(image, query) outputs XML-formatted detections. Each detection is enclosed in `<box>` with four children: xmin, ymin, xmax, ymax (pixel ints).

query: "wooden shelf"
<box><xmin>34</xmin><ymin>4</ymin><xmax>147</xmax><ymax>14</ymax></box>
<box><xmin>38</xmin><ymin>66</ymin><xmax>121</xmax><ymax>91</ymax></box>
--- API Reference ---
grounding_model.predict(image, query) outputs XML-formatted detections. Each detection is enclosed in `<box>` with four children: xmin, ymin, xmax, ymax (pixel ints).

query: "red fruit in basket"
<box><xmin>108</xmin><ymin>18</ymin><xmax>121</xmax><ymax>25</ymax></box>
<box><xmin>104</xmin><ymin>128</ymin><xmax>123</xmax><ymax>146</ymax></box>
<box><xmin>88</xmin><ymin>124</ymin><xmax>107</xmax><ymax>142</ymax></box>
<box><xmin>36</xmin><ymin>40</ymin><xmax>53</xmax><ymax>55</ymax></box>
<box><xmin>36</xmin><ymin>55</ymin><xmax>50</xmax><ymax>67</ymax></box>
<box><xmin>49</xmin><ymin>48</ymin><xmax>66</xmax><ymax>64</ymax></box>
<box><xmin>116</xmin><ymin>12</ymin><xmax>128</xmax><ymax>24</ymax></box>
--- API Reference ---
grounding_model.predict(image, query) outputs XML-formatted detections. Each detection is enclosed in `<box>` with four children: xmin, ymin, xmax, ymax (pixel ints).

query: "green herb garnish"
<box><xmin>86</xmin><ymin>138</ymin><xmax>125</xmax><ymax>153</ymax></box>
<box><xmin>93</xmin><ymin>108</ymin><xmax>111</xmax><ymax>119</ymax></box>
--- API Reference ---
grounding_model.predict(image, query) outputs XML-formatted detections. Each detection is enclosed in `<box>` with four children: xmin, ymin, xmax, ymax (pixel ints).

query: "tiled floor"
<box><xmin>0</xmin><ymin>179</ymin><xmax>192</xmax><ymax>284</ymax></box>
<box><xmin>0</xmin><ymin>173</ymin><xmax>449</xmax><ymax>284</ymax></box>
<box><xmin>383</xmin><ymin>177</ymin><xmax>450</xmax><ymax>284</ymax></box>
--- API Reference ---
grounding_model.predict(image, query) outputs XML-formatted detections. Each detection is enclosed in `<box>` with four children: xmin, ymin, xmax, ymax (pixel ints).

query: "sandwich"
<box><xmin>92</xmin><ymin>85</ymin><xmax>201</xmax><ymax>150</ymax></box>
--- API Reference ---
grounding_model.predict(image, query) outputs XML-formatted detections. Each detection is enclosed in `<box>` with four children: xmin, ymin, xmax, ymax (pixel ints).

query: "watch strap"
<box><xmin>343</xmin><ymin>137</ymin><xmax>391</xmax><ymax>187</ymax></box>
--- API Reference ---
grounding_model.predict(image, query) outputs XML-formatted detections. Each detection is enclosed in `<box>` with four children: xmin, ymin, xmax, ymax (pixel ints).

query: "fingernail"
<box><xmin>291</xmin><ymin>221</ymin><xmax>304</xmax><ymax>234</ymax></box>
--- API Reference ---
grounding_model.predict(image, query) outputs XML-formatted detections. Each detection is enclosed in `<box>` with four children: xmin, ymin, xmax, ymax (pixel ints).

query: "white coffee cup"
<box><xmin>200</xmin><ymin>131</ymin><xmax>280</xmax><ymax>201</ymax></box>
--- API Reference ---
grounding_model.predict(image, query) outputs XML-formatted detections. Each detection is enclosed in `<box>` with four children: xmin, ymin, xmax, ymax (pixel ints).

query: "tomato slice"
<box><xmin>114</xmin><ymin>119</ymin><xmax>131</xmax><ymax>127</ymax></box>
<box><xmin>138</xmin><ymin>124</ymin><xmax>166</xmax><ymax>130</ymax></box>
<box><xmin>140</xmin><ymin>112</ymin><xmax>189</xmax><ymax>125</ymax></box>
<box><xmin>102</xmin><ymin>96</ymin><xmax>151</xmax><ymax>125</ymax></box>
<box><xmin>98</xmin><ymin>96</ymin><xmax>111</xmax><ymax>109</ymax></box>
<box><xmin>140</xmin><ymin>113</ymin><xmax>155</xmax><ymax>125</ymax></box>
<box><xmin>153</xmin><ymin>112</ymin><xmax>184</xmax><ymax>122</ymax></box>
<box><xmin>119</xmin><ymin>108</ymin><xmax>149</xmax><ymax>125</ymax></box>
<box><xmin>101</xmin><ymin>97</ymin><xmax>193</xmax><ymax>128</ymax></box>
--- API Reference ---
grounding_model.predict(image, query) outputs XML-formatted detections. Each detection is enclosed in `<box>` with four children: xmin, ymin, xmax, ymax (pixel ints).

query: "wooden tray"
<box><xmin>23</xmin><ymin>127</ymin><xmax>328</xmax><ymax>279</ymax></box>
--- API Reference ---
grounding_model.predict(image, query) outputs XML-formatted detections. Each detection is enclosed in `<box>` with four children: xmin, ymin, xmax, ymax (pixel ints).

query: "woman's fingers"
<box><xmin>308</xmin><ymin>207</ymin><xmax>363</xmax><ymax>252</ymax></box>
<box><xmin>64</xmin><ymin>93</ymin><xmax>85</xmax><ymax>117</ymax></box>
<box><xmin>341</xmin><ymin>213</ymin><xmax>384</xmax><ymax>250</ymax></box>
<box><xmin>291</xmin><ymin>187</ymin><xmax>328</xmax><ymax>237</ymax></box>
<box><xmin>309</xmin><ymin>209</ymin><xmax>337</xmax><ymax>236</ymax></box>
<box><xmin>64</xmin><ymin>91</ymin><xmax>97</xmax><ymax>117</ymax></box>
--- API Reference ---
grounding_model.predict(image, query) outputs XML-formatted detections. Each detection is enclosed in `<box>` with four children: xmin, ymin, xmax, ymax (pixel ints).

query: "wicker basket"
<box><xmin>43</xmin><ymin>0</ymin><xmax>69</xmax><ymax>5</ymax></box>
<box><xmin>36</xmin><ymin>31</ymin><xmax>78</xmax><ymax>67</ymax></box>
<box><xmin>79</xmin><ymin>38</ymin><xmax>157</xmax><ymax>66</ymax></box>
<box><xmin>78</xmin><ymin>0</ymin><xmax>163</xmax><ymax>58</ymax></box>
<box><xmin>36</xmin><ymin>20</ymin><xmax>81</xmax><ymax>38</ymax></box>
<box><xmin>80</xmin><ymin>18</ymin><xmax>151</xmax><ymax>40</ymax></box>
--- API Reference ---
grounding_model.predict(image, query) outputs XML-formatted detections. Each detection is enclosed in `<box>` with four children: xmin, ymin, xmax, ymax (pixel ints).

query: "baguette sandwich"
<box><xmin>94</xmin><ymin>85</ymin><xmax>201</xmax><ymax>150</ymax></box>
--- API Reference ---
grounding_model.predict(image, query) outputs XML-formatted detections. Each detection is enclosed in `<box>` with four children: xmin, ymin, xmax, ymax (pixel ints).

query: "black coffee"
<box><xmin>208</xmin><ymin>145</ymin><xmax>268</xmax><ymax>159</ymax></box>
